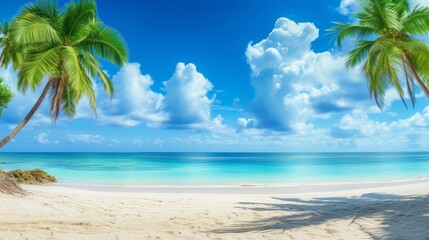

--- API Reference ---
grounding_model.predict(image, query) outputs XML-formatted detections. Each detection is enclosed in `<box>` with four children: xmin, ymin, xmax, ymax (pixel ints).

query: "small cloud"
<box><xmin>338</xmin><ymin>0</ymin><xmax>360</xmax><ymax>15</ymax></box>
<box><xmin>68</xmin><ymin>134</ymin><xmax>104</xmax><ymax>144</ymax></box>
<box><xmin>35</xmin><ymin>132</ymin><xmax>58</xmax><ymax>144</ymax></box>
<box><xmin>330</xmin><ymin>111</ymin><xmax>390</xmax><ymax>139</ymax></box>
<box><xmin>132</xmin><ymin>138</ymin><xmax>143</xmax><ymax>145</ymax></box>
<box><xmin>153</xmin><ymin>138</ymin><xmax>163</xmax><ymax>145</ymax></box>
<box><xmin>237</xmin><ymin>118</ymin><xmax>256</xmax><ymax>129</ymax></box>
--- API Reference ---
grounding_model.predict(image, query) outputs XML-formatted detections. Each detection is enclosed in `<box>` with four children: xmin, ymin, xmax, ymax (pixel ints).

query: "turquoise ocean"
<box><xmin>1</xmin><ymin>152</ymin><xmax>429</xmax><ymax>185</ymax></box>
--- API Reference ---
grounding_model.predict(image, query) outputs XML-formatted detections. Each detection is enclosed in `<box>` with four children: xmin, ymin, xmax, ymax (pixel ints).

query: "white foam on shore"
<box><xmin>27</xmin><ymin>177</ymin><xmax>429</xmax><ymax>195</ymax></box>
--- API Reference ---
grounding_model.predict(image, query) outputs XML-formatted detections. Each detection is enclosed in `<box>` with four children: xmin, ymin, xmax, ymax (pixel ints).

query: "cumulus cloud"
<box><xmin>245</xmin><ymin>17</ymin><xmax>370</xmax><ymax>132</ymax></box>
<box><xmin>94</xmin><ymin>63</ymin><xmax>166</xmax><ymax>127</ymax></box>
<box><xmin>326</xmin><ymin>106</ymin><xmax>429</xmax><ymax>151</ymax></box>
<box><xmin>79</xmin><ymin>62</ymin><xmax>225</xmax><ymax>131</ymax></box>
<box><xmin>68</xmin><ymin>134</ymin><xmax>105</xmax><ymax>144</ymax></box>
<box><xmin>391</xmin><ymin>107</ymin><xmax>429</xmax><ymax>129</ymax></box>
<box><xmin>330</xmin><ymin>111</ymin><xmax>390</xmax><ymax>138</ymax></box>
<box><xmin>161</xmin><ymin>62</ymin><xmax>214</xmax><ymax>129</ymax></box>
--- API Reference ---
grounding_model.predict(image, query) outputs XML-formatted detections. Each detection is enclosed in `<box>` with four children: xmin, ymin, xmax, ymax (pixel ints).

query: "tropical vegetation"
<box><xmin>0</xmin><ymin>0</ymin><xmax>128</xmax><ymax>147</ymax></box>
<box><xmin>329</xmin><ymin>0</ymin><xmax>429</xmax><ymax>109</ymax></box>
<box><xmin>0</xmin><ymin>78</ymin><xmax>13</xmax><ymax>116</ymax></box>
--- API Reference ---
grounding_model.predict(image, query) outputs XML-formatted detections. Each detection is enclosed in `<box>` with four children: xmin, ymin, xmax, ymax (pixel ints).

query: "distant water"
<box><xmin>1</xmin><ymin>152</ymin><xmax>429</xmax><ymax>185</ymax></box>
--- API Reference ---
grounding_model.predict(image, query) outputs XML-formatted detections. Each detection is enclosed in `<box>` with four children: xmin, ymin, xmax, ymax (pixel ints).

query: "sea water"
<box><xmin>1</xmin><ymin>152</ymin><xmax>429</xmax><ymax>185</ymax></box>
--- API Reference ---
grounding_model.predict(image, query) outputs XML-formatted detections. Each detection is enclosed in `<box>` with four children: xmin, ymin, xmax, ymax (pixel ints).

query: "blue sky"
<box><xmin>1</xmin><ymin>0</ymin><xmax>429</xmax><ymax>152</ymax></box>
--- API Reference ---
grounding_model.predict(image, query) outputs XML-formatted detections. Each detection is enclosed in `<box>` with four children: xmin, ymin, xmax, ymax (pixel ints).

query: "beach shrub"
<box><xmin>0</xmin><ymin>77</ymin><xmax>13</xmax><ymax>116</ymax></box>
<box><xmin>5</xmin><ymin>169</ymin><xmax>56</xmax><ymax>184</ymax></box>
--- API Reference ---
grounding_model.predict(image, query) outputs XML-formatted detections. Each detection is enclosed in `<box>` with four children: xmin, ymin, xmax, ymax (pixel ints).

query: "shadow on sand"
<box><xmin>213</xmin><ymin>193</ymin><xmax>429</xmax><ymax>239</ymax></box>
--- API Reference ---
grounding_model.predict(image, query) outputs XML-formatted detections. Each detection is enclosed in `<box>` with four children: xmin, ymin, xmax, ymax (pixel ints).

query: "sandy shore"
<box><xmin>1</xmin><ymin>179</ymin><xmax>429</xmax><ymax>240</ymax></box>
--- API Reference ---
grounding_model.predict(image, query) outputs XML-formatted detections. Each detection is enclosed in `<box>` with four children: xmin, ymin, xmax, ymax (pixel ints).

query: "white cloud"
<box><xmin>161</xmin><ymin>62</ymin><xmax>215</xmax><ymax>129</ymax></box>
<box><xmin>68</xmin><ymin>134</ymin><xmax>104</xmax><ymax>144</ymax></box>
<box><xmin>83</xmin><ymin>62</ymin><xmax>226</xmax><ymax>131</ymax></box>
<box><xmin>338</xmin><ymin>0</ymin><xmax>360</xmax><ymax>15</ymax></box>
<box><xmin>92</xmin><ymin>63</ymin><xmax>166</xmax><ymax>127</ymax></box>
<box><xmin>205</xmin><ymin>114</ymin><xmax>231</xmax><ymax>133</ymax></box>
<box><xmin>330</xmin><ymin>111</ymin><xmax>390</xmax><ymax>138</ymax></box>
<box><xmin>35</xmin><ymin>132</ymin><xmax>58</xmax><ymax>144</ymax></box>
<box><xmin>132</xmin><ymin>138</ymin><xmax>144</xmax><ymax>145</ymax></box>
<box><xmin>391</xmin><ymin>106</ymin><xmax>429</xmax><ymax>128</ymax></box>
<box><xmin>245</xmin><ymin>17</ymin><xmax>370</xmax><ymax>132</ymax></box>
<box><xmin>246</xmin><ymin>18</ymin><xmax>318</xmax><ymax>75</ymax></box>
<box><xmin>326</xmin><ymin>106</ymin><xmax>429</xmax><ymax>150</ymax></box>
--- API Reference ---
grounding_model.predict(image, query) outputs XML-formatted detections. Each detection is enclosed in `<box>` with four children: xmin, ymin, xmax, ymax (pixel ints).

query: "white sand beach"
<box><xmin>1</xmin><ymin>179</ymin><xmax>429</xmax><ymax>240</ymax></box>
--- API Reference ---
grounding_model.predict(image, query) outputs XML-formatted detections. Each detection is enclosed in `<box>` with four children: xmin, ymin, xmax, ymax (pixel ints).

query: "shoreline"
<box><xmin>30</xmin><ymin>176</ymin><xmax>429</xmax><ymax>194</ymax></box>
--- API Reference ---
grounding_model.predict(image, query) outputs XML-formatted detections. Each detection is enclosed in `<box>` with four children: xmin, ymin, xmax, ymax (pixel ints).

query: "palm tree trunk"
<box><xmin>0</xmin><ymin>79</ymin><xmax>54</xmax><ymax>148</ymax></box>
<box><xmin>405</xmin><ymin>54</ymin><xmax>429</xmax><ymax>98</ymax></box>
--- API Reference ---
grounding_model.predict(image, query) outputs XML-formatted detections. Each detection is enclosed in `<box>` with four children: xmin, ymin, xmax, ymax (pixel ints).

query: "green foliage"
<box><xmin>0</xmin><ymin>22</ymin><xmax>23</xmax><ymax>69</ymax></box>
<box><xmin>328</xmin><ymin>0</ymin><xmax>429</xmax><ymax>109</ymax></box>
<box><xmin>0</xmin><ymin>0</ymin><xmax>128</xmax><ymax>121</ymax></box>
<box><xmin>0</xmin><ymin>78</ymin><xmax>13</xmax><ymax>116</ymax></box>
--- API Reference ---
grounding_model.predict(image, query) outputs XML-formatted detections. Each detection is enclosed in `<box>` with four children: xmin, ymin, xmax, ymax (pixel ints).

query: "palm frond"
<box><xmin>402</xmin><ymin>6</ymin><xmax>429</xmax><ymax>34</ymax></box>
<box><xmin>77</xmin><ymin>23</ymin><xmax>128</xmax><ymax>65</ymax></box>
<box><xmin>62</xmin><ymin>46</ymin><xmax>86</xmax><ymax>98</ymax></box>
<box><xmin>22</xmin><ymin>0</ymin><xmax>59</xmax><ymax>21</ymax></box>
<box><xmin>82</xmin><ymin>72</ymin><xmax>97</xmax><ymax>115</ymax></box>
<box><xmin>327</xmin><ymin>22</ymin><xmax>377</xmax><ymax>47</ymax></box>
<box><xmin>402</xmin><ymin>56</ymin><xmax>416</xmax><ymax>107</ymax></box>
<box><xmin>346</xmin><ymin>40</ymin><xmax>375</xmax><ymax>68</ymax></box>
<box><xmin>10</xmin><ymin>11</ymin><xmax>60</xmax><ymax>44</ymax></box>
<box><xmin>79</xmin><ymin>50</ymin><xmax>114</xmax><ymax>96</ymax></box>
<box><xmin>62</xmin><ymin>46</ymin><xmax>97</xmax><ymax>116</ymax></box>
<box><xmin>61</xmin><ymin>84</ymin><xmax>77</xmax><ymax>117</ymax></box>
<box><xmin>18</xmin><ymin>46</ymin><xmax>61</xmax><ymax>92</ymax></box>
<box><xmin>61</xmin><ymin>0</ymin><xmax>96</xmax><ymax>42</ymax></box>
<box><xmin>0</xmin><ymin>22</ymin><xmax>23</xmax><ymax>69</ymax></box>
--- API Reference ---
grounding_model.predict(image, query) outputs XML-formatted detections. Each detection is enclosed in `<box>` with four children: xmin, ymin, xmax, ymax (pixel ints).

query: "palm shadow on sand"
<box><xmin>212</xmin><ymin>193</ymin><xmax>429</xmax><ymax>239</ymax></box>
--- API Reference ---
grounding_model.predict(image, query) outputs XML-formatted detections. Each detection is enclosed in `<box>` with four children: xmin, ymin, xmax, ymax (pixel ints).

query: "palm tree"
<box><xmin>329</xmin><ymin>0</ymin><xmax>429</xmax><ymax>109</ymax></box>
<box><xmin>0</xmin><ymin>0</ymin><xmax>127</xmax><ymax>147</ymax></box>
